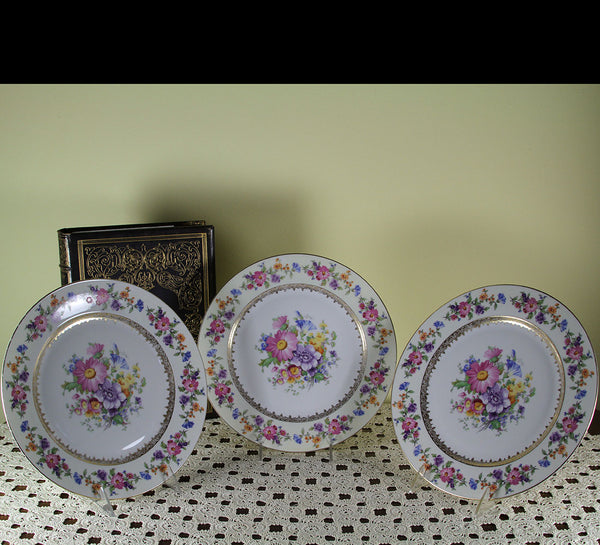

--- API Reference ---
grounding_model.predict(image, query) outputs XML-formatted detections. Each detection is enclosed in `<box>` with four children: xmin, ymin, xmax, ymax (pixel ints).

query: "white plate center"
<box><xmin>229</xmin><ymin>285</ymin><xmax>366</xmax><ymax>421</ymax></box>
<box><xmin>34</xmin><ymin>313</ymin><xmax>175</xmax><ymax>464</ymax></box>
<box><xmin>422</xmin><ymin>317</ymin><xmax>564</xmax><ymax>465</ymax></box>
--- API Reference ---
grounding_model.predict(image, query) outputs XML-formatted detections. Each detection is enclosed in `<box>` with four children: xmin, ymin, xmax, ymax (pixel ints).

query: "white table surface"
<box><xmin>1</xmin><ymin>407</ymin><xmax>599</xmax><ymax>545</ymax></box>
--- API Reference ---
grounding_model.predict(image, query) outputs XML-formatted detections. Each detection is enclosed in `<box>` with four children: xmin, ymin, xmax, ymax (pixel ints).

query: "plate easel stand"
<box><xmin>408</xmin><ymin>463</ymin><xmax>500</xmax><ymax>517</ymax></box>
<box><xmin>92</xmin><ymin>486</ymin><xmax>117</xmax><ymax>517</ymax></box>
<box><xmin>474</xmin><ymin>487</ymin><xmax>500</xmax><ymax>516</ymax></box>
<box><xmin>91</xmin><ymin>462</ymin><xmax>182</xmax><ymax>517</ymax></box>
<box><xmin>159</xmin><ymin>461</ymin><xmax>183</xmax><ymax>493</ymax></box>
<box><xmin>324</xmin><ymin>433</ymin><xmax>337</xmax><ymax>463</ymax></box>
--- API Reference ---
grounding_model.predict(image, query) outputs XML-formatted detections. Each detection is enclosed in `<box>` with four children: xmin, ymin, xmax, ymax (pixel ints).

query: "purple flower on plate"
<box><xmin>292</xmin><ymin>344</ymin><xmax>322</xmax><ymax>376</ymax></box>
<box><xmin>549</xmin><ymin>431</ymin><xmax>561</xmax><ymax>443</ymax></box>
<box><xmin>536</xmin><ymin>312</ymin><xmax>545</xmax><ymax>324</ymax></box>
<box><xmin>481</xmin><ymin>383</ymin><xmax>511</xmax><ymax>415</ymax></box>
<box><xmin>97</xmin><ymin>379</ymin><xmax>126</xmax><ymax>410</ymax></box>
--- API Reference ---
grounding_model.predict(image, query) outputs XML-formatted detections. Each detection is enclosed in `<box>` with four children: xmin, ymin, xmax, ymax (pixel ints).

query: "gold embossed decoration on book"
<box><xmin>58</xmin><ymin>221</ymin><xmax>215</xmax><ymax>342</ymax></box>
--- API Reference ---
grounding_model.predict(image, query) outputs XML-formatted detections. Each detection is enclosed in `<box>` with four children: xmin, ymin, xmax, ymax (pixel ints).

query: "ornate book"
<box><xmin>57</xmin><ymin>221</ymin><xmax>216</xmax><ymax>342</ymax></box>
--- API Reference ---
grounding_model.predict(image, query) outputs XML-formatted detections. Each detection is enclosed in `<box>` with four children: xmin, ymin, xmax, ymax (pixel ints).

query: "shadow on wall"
<box><xmin>138</xmin><ymin>177</ymin><xmax>306</xmax><ymax>290</ymax></box>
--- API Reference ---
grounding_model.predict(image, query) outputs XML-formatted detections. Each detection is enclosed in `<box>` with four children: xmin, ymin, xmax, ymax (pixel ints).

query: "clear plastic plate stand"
<box><xmin>475</xmin><ymin>486</ymin><xmax>500</xmax><ymax>516</ymax></box>
<box><xmin>256</xmin><ymin>432</ymin><xmax>266</xmax><ymax>461</ymax></box>
<box><xmin>160</xmin><ymin>461</ymin><xmax>182</xmax><ymax>493</ymax></box>
<box><xmin>93</xmin><ymin>486</ymin><xmax>116</xmax><ymax>517</ymax></box>
<box><xmin>326</xmin><ymin>433</ymin><xmax>336</xmax><ymax>463</ymax></box>
<box><xmin>408</xmin><ymin>463</ymin><xmax>431</xmax><ymax>492</ymax></box>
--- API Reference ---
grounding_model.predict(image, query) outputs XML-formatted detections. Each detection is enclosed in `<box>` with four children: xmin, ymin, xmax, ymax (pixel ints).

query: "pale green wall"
<box><xmin>1</xmin><ymin>84</ymin><xmax>599</xmax><ymax>423</ymax></box>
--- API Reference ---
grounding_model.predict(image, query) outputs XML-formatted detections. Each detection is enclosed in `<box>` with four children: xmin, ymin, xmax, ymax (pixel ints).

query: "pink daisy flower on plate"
<box><xmin>265</xmin><ymin>330</ymin><xmax>298</xmax><ymax>362</ymax></box>
<box><xmin>73</xmin><ymin>357</ymin><xmax>108</xmax><ymax>392</ymax></box>
<box><xmin>466</xmin><ymin>359</ymin><xmax>500</xmax><ymax>394</ymax></box>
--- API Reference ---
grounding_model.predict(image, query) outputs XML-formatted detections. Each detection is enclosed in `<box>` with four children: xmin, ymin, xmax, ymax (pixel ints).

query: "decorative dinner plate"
<box><xmin>197</xmin><ymin>254</ymin><xmax>396</xmax><ymax>452</ymax></box>
<box><xmin>391</xmin><ymin>284</ymin><xmax>598</xmax><ymax>500</ymax></box>
<box><xmin>1</xmin><ymin>280</ymin><xmax>207</xmax><ymax>499</ymax></box>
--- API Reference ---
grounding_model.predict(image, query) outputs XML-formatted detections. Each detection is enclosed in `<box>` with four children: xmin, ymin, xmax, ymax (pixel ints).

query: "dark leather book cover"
<box><xmin>58</xmin><ymin>221</ymin><xmax>216</xmax><ymax>342</ymax></box>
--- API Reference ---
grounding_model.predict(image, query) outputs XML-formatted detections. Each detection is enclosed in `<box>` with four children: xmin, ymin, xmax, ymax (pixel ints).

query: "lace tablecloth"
<box><xmin>1</xmin><ymin>408</ymin><xmax>599</xmax><ymax>545</ymax></box>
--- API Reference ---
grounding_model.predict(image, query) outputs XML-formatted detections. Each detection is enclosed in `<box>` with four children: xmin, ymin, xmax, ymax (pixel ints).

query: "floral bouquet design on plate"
<box><xmin>62</xmin><ymin>343</ymin><xmax>145</xmax><ymax>431</ymax></box>
<box><xmin>257</xmin><ymin>312</ymin><xmax>340</xmax><ymax>394</ymax></box>
<box><xmin>450</xmin><ymin>347</ymin><xmax>535</xmax><ymax>435</ymax></box>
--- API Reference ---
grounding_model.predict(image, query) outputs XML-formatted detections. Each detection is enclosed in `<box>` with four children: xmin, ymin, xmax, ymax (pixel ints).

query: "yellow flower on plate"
<box><xmin>309</xmin><ymin>332</ymin><xmax>326</xmax><ymax>348</ymax></box>
<box><xmin>514</xmin><ymin>381</ymin><xmax>525</xmax><ymax>393</ymax></box>
<box><xmin>120</xmin><ymin>373</ymin><xmax>136</xmax><ymax>388</ymax></box>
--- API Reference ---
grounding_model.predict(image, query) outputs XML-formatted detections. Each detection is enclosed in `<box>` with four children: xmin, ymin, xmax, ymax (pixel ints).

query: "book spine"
<box><xmin>58</xmin><ymin>231</ymin><xmax>73</xmax><ymax>285</ymax></box>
